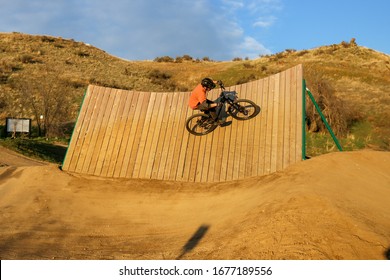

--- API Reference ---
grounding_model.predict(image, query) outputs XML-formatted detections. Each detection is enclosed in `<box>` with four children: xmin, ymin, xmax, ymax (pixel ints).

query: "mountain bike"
<box><xmin>185</xmin><ymin>81</ymin><xmax>260</xmax><ymax>136</ymax></box>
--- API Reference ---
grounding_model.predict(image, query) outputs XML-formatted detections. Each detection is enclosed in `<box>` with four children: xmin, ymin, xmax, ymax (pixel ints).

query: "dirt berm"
<box><xmin>0</xmin><ymin>148</ymin><xmax>389</xmax><ymax>260</ymax></box>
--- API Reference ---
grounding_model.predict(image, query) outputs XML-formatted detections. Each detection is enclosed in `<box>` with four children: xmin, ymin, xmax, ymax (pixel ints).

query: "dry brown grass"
<box><xmin>304</xmin><ymin>70</ymin><xmax>363</xmax><ymax>136</ymax></box>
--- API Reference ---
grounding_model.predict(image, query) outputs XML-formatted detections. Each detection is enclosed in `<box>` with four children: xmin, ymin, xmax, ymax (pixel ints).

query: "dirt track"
<box><xmin>0</xmin><ymin>148</ymin><xmax>389</xmax><ymax>260</ymax></box>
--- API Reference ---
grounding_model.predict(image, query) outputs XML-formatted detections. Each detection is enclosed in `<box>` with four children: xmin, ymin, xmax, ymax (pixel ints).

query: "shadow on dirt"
<box><xmin>176</xmin><ymin>224</ymin><xmax>210</xmax><ymax>260</ymax></box>
<box><xmin>1</xmin><ymin>138</ymin><xmax>67</xmax><ymax>164</ymax></box>
<box><xmin>385</xmin><ymin>248</ymin><xmax>390</xmax><ymax>260</ymax></box>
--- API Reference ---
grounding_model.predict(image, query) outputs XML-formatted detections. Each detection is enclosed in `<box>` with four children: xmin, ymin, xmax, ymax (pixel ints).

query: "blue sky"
<box><xmin>1</xmin><ymin>0</ymin><xmax>389</xmax><ymax>61</ymax></box>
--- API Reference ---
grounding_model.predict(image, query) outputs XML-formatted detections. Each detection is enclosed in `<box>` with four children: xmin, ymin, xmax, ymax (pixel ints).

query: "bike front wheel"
<box><xmin>228</xmin><ymin>99</ymin><xmax>260</xmax><ymax>120</ymax></box>
<box><xmin>185</xmin><ymin>113</ymin><xmax>218</xmax><ymax>136</ymax></box>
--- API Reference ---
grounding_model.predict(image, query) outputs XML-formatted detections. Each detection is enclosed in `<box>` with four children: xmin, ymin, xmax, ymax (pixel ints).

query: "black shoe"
<box><xmin>219</xmin><ymin>121</ymin><xmax>232</xmax><ymax>127</ymax></box>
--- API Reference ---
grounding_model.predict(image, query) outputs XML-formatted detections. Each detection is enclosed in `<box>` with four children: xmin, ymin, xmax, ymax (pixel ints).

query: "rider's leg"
<box><xmin>213</xmin><ymin>97</ymin><xmax>227</xmax><ymax>124</ymax></box>
<box><xmin>198</xmin><ymin>100</ymin><xmax>217</xmax><ymax>120</ymax></box>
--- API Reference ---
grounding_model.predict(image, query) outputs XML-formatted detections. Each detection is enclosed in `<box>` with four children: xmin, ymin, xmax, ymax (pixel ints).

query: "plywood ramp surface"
<box><xmin>62</xmin><ymin>64</ymin><xmax>303</xmax><ymax>182</ymax></box>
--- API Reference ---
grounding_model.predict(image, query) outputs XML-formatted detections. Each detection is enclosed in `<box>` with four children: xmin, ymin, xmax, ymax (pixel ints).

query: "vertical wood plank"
<box><xmin>195</xmin><ymin>134</ymin><xmax>208</xmax><ymax>182</ymax></box>
<box><xmin>226</xmin><ymin>86</ymin><xmax>238</xmax><ymax>181</ymax></box>
<box><xmin>243</xmin><ymin>81</ymin><xmax>256</xmax><ymax>178</ymax></box>
<box><xmin>153</xmin><ymin>92</ymin><xmax>175</xmax><ymax>180</ymax></box>
<box><xmin>276</xmin><ymin>71</ymin><xmax>286</xmax><ymax>171</ymax></box>
<box><xmin>71</xmin><ymin>85</ymin><xmax>102</xmax><ymax>173</ymax></box>
<box><xmin>289</xmin><ymin>67</ymin><xmax>298</xmax><ymax>164</ymax></box>
<box><xmin>132</xmin><ymin>92</ymin><xmax>157</xmax><ymax>178</ymax></box>
<box><xmin>258</xmin><ymin>78</ymin><xmax>269</xmax><ymax>175</ymax></box>
<box><xmin>187</xmin><ymin>133</ymin><xmax>202</xmax><ymax>182</ymax></box>
<box><xmin>283</xmin><ymin>68</ymin><xmax>292</xmax><ymax>168</ymax></box>
<box><xmin>122</xmin><ymin>92</ymin><xmax>151</xmax><ymax>178</ymax></box>
<box><xmin>251</xmin><ymin>79</ymin><xmax>263</xmax><ymax>177</ymax></box>
<box><xmin>104</xmin><ymin>89</ymin><xmax>132</xmax><ymax>177</ymax></box>
<box><xmin>143</xmin><ymin>92</ymin><xmax>166</xmax><ymax>178</ymax></box>
<box><xmin>112</xmin><ymin>91</ymin><xmax>138</xmax><ymax>177</ymax></box>
<box><xmin>295</xmin><ymin>64</ymin><xmax>303</xmax><ymax>162</ymax></box>
<box><xmin>213</xmin><ymin>120</ymin><xmax>226</xmax><ymax>182</ymax></box>
<box><xmin>219</xmin><ymin>116</ymin><xmax>233</xmax><ymax>181</ymax></box>
<box><xmin>175</xmin><ymin>98</ymin><xmax>193</xmax><ymax>181</ymax></box>
<box><xmin>75</xmin><ymin>86</ymin><xmax>105</xmax><ymax>173</ymax></box>
<box><xmin>168</xmin><ymin>93</ymin><xmax>189</xmax><ymax>181</ymax></box>
<box><xmin>97</xmin><ymin>89</ymin><xmax>125</xmax><ymax>176</ymax></box>
<box><xmin>207</xmin><ymin>123</ymin><xmax>220</xmax><ymax>182</ymax></box>
<box><xmin>164</xmin><ymin>92</ymin><xmax>185</xmax><ymax>180</ymax></box>
<box><xmin>64</xmin><ymin>85</ymin><xmax>95</xmax><ymax>172</ymax></box>
<box><xmin>114</xmin><ymin>91</ymin><xmax>144</xmax><ymax>178</ymax></box>
<box><xmin>270</xmin><ymin>73</ymin><xmax>280</xmax><ymax>173</ymax></box>
<box><xmin>232</xmin><ymin>84</ymin><xmax>244</xmax><ymax>180</ymax></box>
<box><xmin>84</xmin><ymin>87</ymin><xmax>114</xmax><ymax>175</ymax></box>
<box><xmin>200</xmin><ymin>129</ymin><xmax>214</xmax><ymax>182</ymax></box>
<box><xmin>239</xmin><ymin>83</ymin><xmax>250</xmax><ymax>179</ymax></box>
<box><xmin>263</xmin><ymin>76</ymin><xmax>274</xmax><ymax>175</ymax></box>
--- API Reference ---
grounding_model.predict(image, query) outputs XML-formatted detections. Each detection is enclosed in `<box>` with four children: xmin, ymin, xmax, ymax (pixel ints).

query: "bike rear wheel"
<box><xmin>228</xmin><ymin>99</ymin><xmax>260</xmax><ymax>120</ymax></box>
<box><xmin>185</xmin><ymin>113</ymin><xmax>218</xmax><ymax>136</ymax></box>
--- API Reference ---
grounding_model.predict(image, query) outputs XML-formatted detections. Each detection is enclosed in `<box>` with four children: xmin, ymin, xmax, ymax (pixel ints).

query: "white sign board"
<box><xmin>6</xmin><ymin>118</ymin><xmax>31</xmax><ymax>133</ymax></box>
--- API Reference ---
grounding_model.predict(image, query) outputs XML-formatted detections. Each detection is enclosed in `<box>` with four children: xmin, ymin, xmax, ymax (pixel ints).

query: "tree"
<box><xmin>9</xmin><ymin>65</ymin><xmax>77</xmax><ymax>137</ymax></box>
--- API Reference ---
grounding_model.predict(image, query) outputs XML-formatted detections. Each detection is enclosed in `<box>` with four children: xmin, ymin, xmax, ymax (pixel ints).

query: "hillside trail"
<box><xmin>0</xmin><ymin>147</ymin><xmax>389</xmax><ymax>260</ymax></box>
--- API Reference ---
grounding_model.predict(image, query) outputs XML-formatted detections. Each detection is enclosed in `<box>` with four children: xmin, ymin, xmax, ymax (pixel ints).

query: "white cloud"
<box><xmin>0</xmin><ymin>0</ymin><xmax>282</xmax><ymax>60</ymax></box>
<box><xmin>253</xmin><ymin>16</ymin><xmax>277</xmax><ymax>28</ymax></box>
<box><xmin>234</xmin><ymin>36</ymin><xmax>272</xmax><ymax>59</ymax></box>
<box><xmin>221</xmin><ymin>0</ymin><xmax>245</xmax><ymax>10</ymax></box>
<box><xmin>247</xmin><ymin>0</ymin><xmax>282</xmax><ymax>13</ymax></box>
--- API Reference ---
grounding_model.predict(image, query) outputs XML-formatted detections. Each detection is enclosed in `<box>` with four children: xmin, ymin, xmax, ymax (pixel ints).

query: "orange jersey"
<box><xmin>188</xmin><ymin>84</ymin><xmax>207</xmax><ymax>109</ymax></box>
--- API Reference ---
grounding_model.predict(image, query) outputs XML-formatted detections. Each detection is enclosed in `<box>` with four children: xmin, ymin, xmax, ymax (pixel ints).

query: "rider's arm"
<box><xmin>210</xmin><ymin>81</ymin><xmax>221</xmax><ymax>108</ymax></box>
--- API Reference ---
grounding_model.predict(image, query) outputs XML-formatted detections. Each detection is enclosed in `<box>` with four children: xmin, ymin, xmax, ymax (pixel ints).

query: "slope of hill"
<box><xmin>0</xmin><ymin>32</ymin><xmax>389</xmax><ymax>152</ymax></box>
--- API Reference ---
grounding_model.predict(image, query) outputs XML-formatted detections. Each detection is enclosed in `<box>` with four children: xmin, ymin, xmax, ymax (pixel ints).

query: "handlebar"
<box><xmin>217</xmin><ymin>80</ymin><xmax>225</xmax><ymax>90</ymax></box>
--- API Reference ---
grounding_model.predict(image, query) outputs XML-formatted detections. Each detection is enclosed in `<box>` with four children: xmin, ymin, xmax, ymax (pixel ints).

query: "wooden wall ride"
<box><xmin>62</xmin><ymin>64</ymin><xmax>303</xmax><ymax>182</ymax></box>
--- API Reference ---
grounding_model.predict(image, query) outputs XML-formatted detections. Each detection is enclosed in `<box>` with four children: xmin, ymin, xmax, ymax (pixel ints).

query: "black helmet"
<box><xmin>201</xmin><ymin>78</ymin><xmax>216</xmax><ymax>90</ymax></box>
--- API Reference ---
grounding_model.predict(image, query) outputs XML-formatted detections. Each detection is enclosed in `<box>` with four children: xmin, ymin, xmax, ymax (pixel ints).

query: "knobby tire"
<box><xmin>228</xmin><ymin>99</ymin><xmax>260</xmax><ymax>120</ymax></box>
<box><xmin>185</xmin><ymin>113</ymin><xmax>218</xmax><ymax>136</ymax></box>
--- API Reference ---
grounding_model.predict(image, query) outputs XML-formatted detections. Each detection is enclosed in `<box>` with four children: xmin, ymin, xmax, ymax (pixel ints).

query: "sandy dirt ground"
<box><xmin>0</xmin><ymin>147</ymin><xmax>389</xmax><ymax>260</ymax></box>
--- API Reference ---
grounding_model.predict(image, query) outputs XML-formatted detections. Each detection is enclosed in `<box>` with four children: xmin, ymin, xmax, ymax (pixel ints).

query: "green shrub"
<box><xmin>154</xmin><ymin>56</ymin><xmax>174</xmax><ymax>63</ymax></box>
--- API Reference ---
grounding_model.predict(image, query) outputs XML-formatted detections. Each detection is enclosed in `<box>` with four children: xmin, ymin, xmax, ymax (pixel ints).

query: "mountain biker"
<box><xmin>188</xmin><ymin>78</ymin><xmax>226</xmax><ymax>124</ymax></box>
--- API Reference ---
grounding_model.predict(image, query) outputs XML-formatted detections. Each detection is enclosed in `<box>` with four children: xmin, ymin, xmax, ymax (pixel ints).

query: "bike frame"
<box><xmin>210</xmin><ymin>90</ymin><xmax>238</xmax><ymax>121</ymax></box>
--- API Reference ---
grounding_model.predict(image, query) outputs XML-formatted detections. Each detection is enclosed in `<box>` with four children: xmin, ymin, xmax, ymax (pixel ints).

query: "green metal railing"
<box><xmin>302</xmin><ymin>80</ymin><xmax>343</xmax><ymax>160</ymax></box>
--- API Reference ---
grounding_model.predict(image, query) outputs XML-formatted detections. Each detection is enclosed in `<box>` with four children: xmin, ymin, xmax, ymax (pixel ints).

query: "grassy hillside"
<box><xmin>0</xmin><ymin>32</ymin><xmax>389</xmax><ymax>157</ymax></box>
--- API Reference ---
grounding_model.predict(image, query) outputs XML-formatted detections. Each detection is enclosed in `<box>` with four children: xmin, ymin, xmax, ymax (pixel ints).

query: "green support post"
<box><xmin>306</xmin><ymin>87</ymin><xmax>343</xmax><ymax>152</ymax></box>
